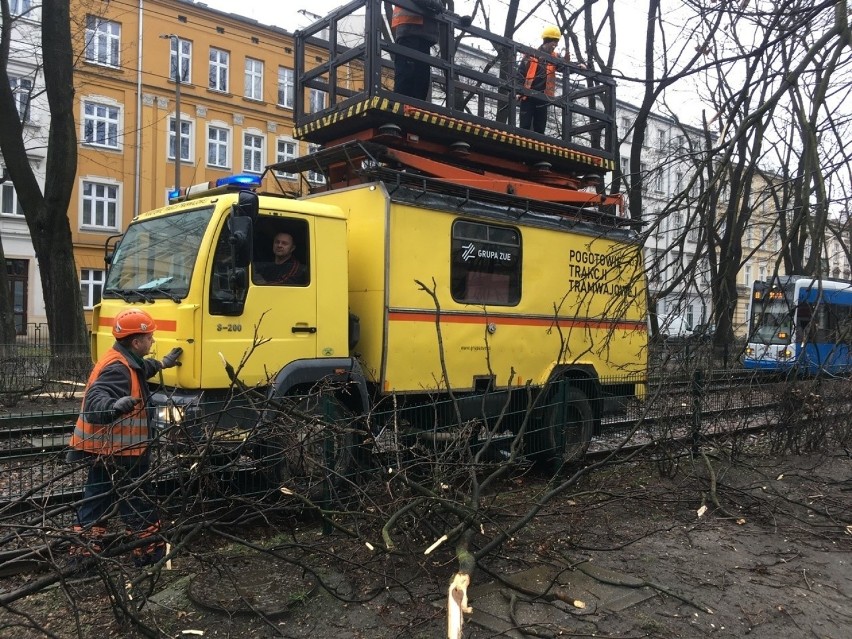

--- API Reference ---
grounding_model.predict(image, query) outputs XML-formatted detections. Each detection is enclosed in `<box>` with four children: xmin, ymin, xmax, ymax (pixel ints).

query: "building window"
<box><xmin>207</xmin><ymin>125</ymin><xmax>230</xmax><ymax>168</ymax></box>
<box><xmin>450</xmin><ymin>220</ymin><xmax>521</xmax><ymax>306</ymax></box>
<box><xmin>275</xmin><ymin>138</ymin><xmax>298</xmax><ymax>179</ymax></box>
<box><xmin>9</xmin><ymin>75</ymin><xmax>32</xmax><ymax>122</ymax></box>
<box><xmin>309</xmin><ymin>88</ymin><xmax>327</xmax><ymax>113</ymax></box>
<box><xmin>687</xmin><ymin>217</ymin><xmax>698</xmax><ymax>243</ymax></box>
<box><xmin>306</xmin><ymin>144</ymin><xmax>325</xmax><ymax>184</ymax></box>
<box><xmin>744</xmin><ymin>264</ymin><xmax>752</xmax><ymax>288</ymax></box>
<box><xmin>170</xmin><ymin>38</ymin><xmax>192</xmax><ymax>83</ymax></box>
<box><xmin>82</xmin><ymin>101</ymin><xmax>120</xmax><ymax>149</ymax></box>
<box><xmin>654</xmin><ymin>169</ymin><xmax>664</xmax><ymax>193</ymax></box>
<box><xmin>80</xmin><ymin>268</ymin><xmax>104</xmax><ymax>310</ymax></box>
<box><xmin>245</xmin><ymin>58</ymin><xmax>263</xmax><ymax>101</ymax></box>
<box><xmin>1</xmin><ymin>180</ymin><xmax>24</xmax><ymax>216</ymax></box>
<box><xmin>658</xmin><ymin>129</ymin><xmax>666</xmax><ymax>151</ymax></box>
<box><xmin>278</xmin><ymin>67</ymin><xmax>294</xmax><ymax>108</ymax></box>
<box><xmin>639</xmin><ymin>162</ymin><xmax>648</xmax><ymax>192</ymax></box>
<box><xmin>209</xmin><ymin>47</ymin><xmax>229</xmax><ymax>92</ymax></box>
<box><xmin>84</xmin><ymin>16</ymin><xmax>120</xmax><ymax>68</ymax></box>
<box><xmin>81</xmin><ymin>180</ymin><xmax>119</xmax><ymax>230</ymax></box>
<box><xmin>10</xmin><ymin>0</ymin><xmax>33</xmax><ymax>16</ymax></box>
<box><xmin>243</xmin><ymin>132</ymin><xmax>264</xmax><ymax>173</ymax></box>
<box><xmin>169</xmin><ymin>117</ymin><xmax>192</xmax><ymax>162</ymax></box>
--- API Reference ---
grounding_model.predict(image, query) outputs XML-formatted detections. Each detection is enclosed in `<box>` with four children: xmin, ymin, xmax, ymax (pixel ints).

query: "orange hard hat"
<box><xmin>112</xmin><ymin>308</ymin><xmax>157</xmax><ymax>339</ymax></box>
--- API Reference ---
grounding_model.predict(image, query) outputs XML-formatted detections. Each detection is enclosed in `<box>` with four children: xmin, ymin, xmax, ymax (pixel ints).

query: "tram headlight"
<box><xmin>778</xmin><ymin>348</ymin><xmax>793</xmax><ymax>359</ymax></box>
<box><xmin>745</xmin><ymin>346</ymin><xmax>754</xmax><ymax>356</ymax></box>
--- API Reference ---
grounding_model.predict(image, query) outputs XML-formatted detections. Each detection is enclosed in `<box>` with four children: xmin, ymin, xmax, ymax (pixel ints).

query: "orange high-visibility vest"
<box><xmin>70</xmin><ymin>348</ymin><xmax>150</xmax><ymax>456</ymax></box>
<box><xmin>523</xmin><ymin>56</ymin><xmax>556</xmax><ymax>97</ymax></box>
<box><xmin>392</xmin><ymin>7</ymin><xmax>424</xmax><ymax>29</ymax></box>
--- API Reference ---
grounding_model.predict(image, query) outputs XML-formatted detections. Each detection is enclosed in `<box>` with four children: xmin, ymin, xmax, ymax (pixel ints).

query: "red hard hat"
<box><xmin>112</xmin><ymin>308</ymin><xmax>157</xmax><ymax>339</ymax></box>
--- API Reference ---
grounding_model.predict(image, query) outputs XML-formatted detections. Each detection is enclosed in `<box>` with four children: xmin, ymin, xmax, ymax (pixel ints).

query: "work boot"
<box><xmin>130</xmin><ymin>522</ymin><xmax>166</xmax><ymax>568</ymax></box>
<box><xmin>67</xmin><ymin>524</ymin><xmax>106</xmax><ymax>573</ymax></box>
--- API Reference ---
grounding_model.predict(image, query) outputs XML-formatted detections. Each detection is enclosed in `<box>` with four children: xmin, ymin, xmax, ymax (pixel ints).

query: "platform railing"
<box><xmin>294</xmin><ymin>0</ymin><xmax>617</xmax><ymax>160</ymax></box>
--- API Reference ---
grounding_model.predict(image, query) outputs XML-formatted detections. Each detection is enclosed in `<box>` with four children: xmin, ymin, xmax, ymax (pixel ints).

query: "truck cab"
<box><xmin>94</xmin><ymin>177</ymin><xmax>363</xmax><ymax>438</ymax></box>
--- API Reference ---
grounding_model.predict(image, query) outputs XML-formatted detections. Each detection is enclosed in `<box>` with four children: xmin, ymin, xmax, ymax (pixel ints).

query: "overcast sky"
<box><xmin>200</xmin><ymin>1</ymin><xmax>554</xmax><ymax>45</ymax></box>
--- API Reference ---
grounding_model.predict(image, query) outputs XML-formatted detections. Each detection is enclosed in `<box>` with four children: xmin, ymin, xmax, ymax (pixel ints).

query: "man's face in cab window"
<box><xmin>272</xmin><ymin>233</ymin><xmax>296</xmax><ymax>262</ymax></box>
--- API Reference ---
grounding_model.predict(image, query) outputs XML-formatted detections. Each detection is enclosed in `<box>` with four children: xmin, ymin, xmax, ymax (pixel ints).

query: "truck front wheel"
<box><xmin>256</xmin><ymin>392</ymin><xmax>355</xmax><ymax>501</ymax></box>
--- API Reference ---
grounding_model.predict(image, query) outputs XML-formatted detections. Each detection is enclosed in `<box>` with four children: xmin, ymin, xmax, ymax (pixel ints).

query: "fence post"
<box><xmin>691</xmin><ymin>369</ymin><xmax>704</xmax><ymax>456</ymax></box>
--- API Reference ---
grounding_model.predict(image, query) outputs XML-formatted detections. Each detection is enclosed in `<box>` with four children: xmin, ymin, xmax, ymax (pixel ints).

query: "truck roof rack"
<box><xmin>267</xmin><ymin>141</ymin><xmax>636</xmax><ymax>228</ymax></box>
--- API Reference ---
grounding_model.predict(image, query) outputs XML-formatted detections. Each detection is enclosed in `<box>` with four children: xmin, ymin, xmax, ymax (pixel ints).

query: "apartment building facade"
<box><xmin>70</xmin><ymin>0</ymin><xmax>325</xmax><ymax>326</ymax></box>
<box><xmin>616</xmin><ymin>101</ymin><xmax>714</xmax><ymax>336</ymax></box>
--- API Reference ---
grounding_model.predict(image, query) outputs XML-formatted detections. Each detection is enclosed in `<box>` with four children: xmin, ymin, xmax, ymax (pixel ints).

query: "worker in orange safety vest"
<box><xmin>386</xmin><ymin>0</ymin><xmax>445</xmax><ymax>99</ymax></box>
<box><xmin>517</xmin><ymin>25</ymin><xmax>563</xmax><ymax>134</ymax></box>
<box><xmin>67</xmin><ymin>308</ymin><xmax>183</xmax><ymax>569</ymax></box>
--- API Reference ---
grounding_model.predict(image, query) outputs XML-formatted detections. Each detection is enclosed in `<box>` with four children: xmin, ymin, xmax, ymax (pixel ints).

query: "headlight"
<box><xmin>157</xmin><ymin>404</ymin><xmax>186</xmax><ymax>426</ymax></box>
<box><xmin>745</xmin><ymin>347</ymin><xmax>754</xmax><ymax>356</ymax></box>
<box><xmin>779</xmin><ymin>348</ymin><xmax>793</xmax><ymax>359</ymax></box>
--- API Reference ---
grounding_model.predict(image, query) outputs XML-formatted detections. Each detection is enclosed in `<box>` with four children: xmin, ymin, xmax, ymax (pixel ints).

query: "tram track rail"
<box><xmin>0</xmin><ymin>414</ymin><xmax>786</xmax><ymax>580</ymax></box>
<box><xmin>0</xmin><ymin>369</ymin><xmax>787</xmax><ymax>456</ymax></box>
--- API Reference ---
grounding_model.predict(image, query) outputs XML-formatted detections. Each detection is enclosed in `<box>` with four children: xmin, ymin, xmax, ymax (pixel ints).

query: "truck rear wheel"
<box><xmin>533</xmin><ymin>384</ymin><xmax>594</xmax><ymax>472</ymax></box>
<box><xmin>256</xmin><ymin>393</ymin><xmax>355</xmax><ymax>501</ymax></box>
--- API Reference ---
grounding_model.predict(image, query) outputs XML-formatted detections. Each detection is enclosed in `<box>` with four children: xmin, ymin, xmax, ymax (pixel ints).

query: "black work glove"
<box><xmin>160</xmin><ymin>347</ymin><xmax>183</xmax><ymax>368</ymax></box>
<box><xmin>114</xmin><ymin>396</ymin><xmax>140</xmax><ymax>415</ymax></box>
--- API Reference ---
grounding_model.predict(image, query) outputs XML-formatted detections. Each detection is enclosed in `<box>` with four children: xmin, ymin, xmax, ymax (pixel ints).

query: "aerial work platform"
<box><xmin>287</xmin><ymin>0</ymin><xmax>623</xmax><ymax>215</ymax></box>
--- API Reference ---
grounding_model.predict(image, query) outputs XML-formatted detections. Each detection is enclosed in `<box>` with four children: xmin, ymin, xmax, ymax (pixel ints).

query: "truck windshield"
<box><xmin>104</xmin><ymin>207</ymin><xmax>214</xmax><ymax>301</ymax></box>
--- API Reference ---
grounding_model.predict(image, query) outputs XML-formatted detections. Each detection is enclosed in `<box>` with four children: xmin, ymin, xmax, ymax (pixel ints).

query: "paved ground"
<box><xmin>1</xmin><ymin>449</ymin><xmax>849</xmax><ymax>638</ymax></box>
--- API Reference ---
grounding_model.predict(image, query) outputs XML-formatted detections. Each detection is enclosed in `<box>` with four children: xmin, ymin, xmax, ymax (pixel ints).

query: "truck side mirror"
<box><xmin>234</xmin><ymin>190</ymin><xmax>259</xmax><ymax>221</ymax></box>
<box><xmin>228</xmin><ymin>216</ymin><xmax>253</xmax><ymax>268</ymax></box>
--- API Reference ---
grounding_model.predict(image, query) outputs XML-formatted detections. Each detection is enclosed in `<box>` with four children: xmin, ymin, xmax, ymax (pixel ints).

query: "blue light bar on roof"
<box><xmin>216</xmin><ymin>174</ymin><xmax>262</xmax><ymax>188</ymax></box>
<box><xmin>169</xmin><ymin>174</ymin><xmax>263</xmax><ymax>203</ymax></box>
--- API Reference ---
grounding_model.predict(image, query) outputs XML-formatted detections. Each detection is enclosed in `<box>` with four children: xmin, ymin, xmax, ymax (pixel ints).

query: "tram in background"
<box><xmin>744</xmin><ymin>276</ymin><xmax>852</xmax><ymax>374</ymax></box>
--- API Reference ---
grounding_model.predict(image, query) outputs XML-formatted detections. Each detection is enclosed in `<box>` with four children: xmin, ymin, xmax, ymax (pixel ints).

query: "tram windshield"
<box><xmin>750</xmin><ymin>299</ymin><xmax>793</xmax><ymax>345</ymax></box>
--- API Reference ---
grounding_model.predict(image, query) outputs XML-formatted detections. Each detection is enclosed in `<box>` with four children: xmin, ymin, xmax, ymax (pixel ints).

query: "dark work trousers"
<box><xmin>519</xmin><ymin>98</ymin><xmax>549</xmax><ymax>134</ymax></box>
<box><xmin>394</xmin><ymin>35</ymin><xmax>434</xmax><ymax>100</ymax></box>
<box><xmin>74</xmin><ymin>451</ymin><xmax>158</xmax><ymax>533</ymax></box>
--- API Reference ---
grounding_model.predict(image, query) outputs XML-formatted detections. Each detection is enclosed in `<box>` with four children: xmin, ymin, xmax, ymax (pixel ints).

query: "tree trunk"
<box><xmin>0</xmin><ymin>0</ymin><xmax>88</xmax><ymax>364</ymax></box>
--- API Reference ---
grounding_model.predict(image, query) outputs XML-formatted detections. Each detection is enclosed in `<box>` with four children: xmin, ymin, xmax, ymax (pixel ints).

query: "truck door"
<box><xmin>203</xmin><ymin>214</ymin><xmax>317</xmax><ymax>386</ymax></box>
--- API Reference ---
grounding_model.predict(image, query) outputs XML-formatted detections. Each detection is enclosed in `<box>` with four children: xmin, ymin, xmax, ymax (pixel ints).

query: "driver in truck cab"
<box><xmin>254</xmin><ymin>231</ymin><xmax>308</xmax><ymax>286</ymax></box>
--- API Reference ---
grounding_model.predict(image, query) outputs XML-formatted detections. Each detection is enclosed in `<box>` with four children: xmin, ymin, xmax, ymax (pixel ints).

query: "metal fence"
<box><xmin>0</xmin><ymin>344</ymin><xmax>90</xmax><ymax>406</ymax></box>
<box><xmin>1</xmin><ymin>369</ymin><xmax>846</xmax><ymax>531</ymax></box>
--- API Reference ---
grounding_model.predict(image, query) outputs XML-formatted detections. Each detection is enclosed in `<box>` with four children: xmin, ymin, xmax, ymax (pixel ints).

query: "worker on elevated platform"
<box><xmin>386</xmin><ymin>0</ymin><xmax>446</xmax><ymax>100</ymax></box>
<box><xmin>517</xmin><ymin>25</ymin><xmax>564</xmax><ymax>134</ymax></box>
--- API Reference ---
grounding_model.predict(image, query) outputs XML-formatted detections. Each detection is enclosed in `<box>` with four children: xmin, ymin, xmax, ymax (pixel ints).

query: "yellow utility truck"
<box><xmin>91</xmin><ymin>1</ymin><xmax>647</xmax><ymax>472</ymax></box>
<box><xmin>93</xmin><ymin>150</ymin><xmax>645</xmax><ymax>469</ymax></box>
